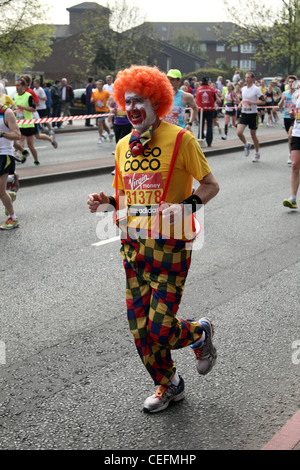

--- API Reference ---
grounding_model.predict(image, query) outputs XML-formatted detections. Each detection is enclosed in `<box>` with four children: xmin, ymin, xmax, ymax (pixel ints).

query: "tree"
<box><xmin>220</xmin><ymin>0</ymin><xmax>300</xmax><ymax>75</ymax></box>
<box><xmin>72</xmin><ymin>0</ymin><xmax>155</xmax><ymax>79</ymax></box>
<box><xmin>171</xmin><ymin>26</ymin><xmax>208</xmax><ymax>60</ymax></box>
<box><xmin>0</xmin><ymin>0</ymin><xmax>54</xmax><ymax>74</ymax></box>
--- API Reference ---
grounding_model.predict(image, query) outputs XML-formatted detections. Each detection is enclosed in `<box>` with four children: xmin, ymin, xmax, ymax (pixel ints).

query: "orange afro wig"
<box><xmin>113</xmin><ymin>65</ymin><xmax>174</xmax><ymax>119</ymax></box>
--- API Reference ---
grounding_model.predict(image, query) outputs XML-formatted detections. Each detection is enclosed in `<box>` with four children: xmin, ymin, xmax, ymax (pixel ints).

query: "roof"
<box><xmin>67</xmin><ymin>2</ymin><xmax>109</xmax><ymax>13</ymax></box>
<box><xmin>53</xmin><ymin>25</ymin><xmax>71</xmax><ymax>39</ymax></box>
<box><xmin>150</xmin><ymin>22</ymin><xmax>235</xmax><ymax>42</ymax></box>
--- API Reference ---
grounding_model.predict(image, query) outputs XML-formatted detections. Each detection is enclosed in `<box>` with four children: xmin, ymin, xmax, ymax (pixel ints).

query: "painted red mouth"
<box><xmin>127</xmin><ymin>109</ymin><xmax>146</xmax><ymax>126</ymax></box>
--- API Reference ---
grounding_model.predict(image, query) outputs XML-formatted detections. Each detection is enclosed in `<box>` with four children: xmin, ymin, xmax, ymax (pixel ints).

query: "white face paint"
<box><xmin>125</xmin><ymin>92</ymin><xmax>157</xmax><ymax>132</ymax></box>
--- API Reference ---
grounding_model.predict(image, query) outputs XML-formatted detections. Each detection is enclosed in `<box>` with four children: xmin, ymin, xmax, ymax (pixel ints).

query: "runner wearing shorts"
<box><xmin>283</xmin><ymin>88</ymin><xmax>300</xmax><ymax>209</ymax></box>
<box><xmin>237</xmin><ymin>72</ymin><xmax>265</xmax><ymax>162</ymax></box>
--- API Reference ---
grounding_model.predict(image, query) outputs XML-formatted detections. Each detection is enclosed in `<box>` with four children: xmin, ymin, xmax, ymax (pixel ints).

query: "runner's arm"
<box><xmin>2</xmin><ymin>108</ymin><xmax>21</xmax><ymax>140</ymax></box>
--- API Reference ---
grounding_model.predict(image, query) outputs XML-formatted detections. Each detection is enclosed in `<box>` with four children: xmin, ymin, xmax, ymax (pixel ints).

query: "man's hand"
<box><xmin>87</xmin><ymin>191</ymin><xmax>110</xmax><ymax>213</ymax></box>
<box><xmin>161</xmin><ymin>202</ymin><xmax>187</xmax><ymax>226</ymax></box>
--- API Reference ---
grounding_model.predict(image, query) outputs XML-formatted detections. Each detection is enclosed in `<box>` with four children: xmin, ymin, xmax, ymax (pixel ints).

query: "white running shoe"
<box><xmin>51</xmin><ymin>135</ymin><xmax>58</xmax><ymax>149</ymax></box>
<box><xmin>98</xmin><ymin>137</ymin><xmax>103</xmax><ymax>144</ymax></box>
<box><xmin>252</xmin><ymin>152</ymin><xmax>260</xmax><ymax>162</ymax></box>
<box><xmin>191</xmin><ymin>317</ymin><xmax>217</xmax><ymax>375</ymax></box>
<box><xmin>143</xmin><ymin>376</ymin><xmax>185</xmax><ymax>413</ymax></box>
<box><xmin>221</xmin><ymin>134</ymin><xmax>227</xmax><ymax>140</ymax></box>
<box><xmin>244</xmin><ymin>142</ymin><xmax>251</xmax><ymax>157</ymax></box>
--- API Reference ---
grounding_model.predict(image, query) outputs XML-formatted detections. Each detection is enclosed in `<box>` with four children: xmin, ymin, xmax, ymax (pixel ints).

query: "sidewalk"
<box><xmin>17</xmin><ymin>118</ymin><xmax>288</xmax><ymax>187</ymax></box>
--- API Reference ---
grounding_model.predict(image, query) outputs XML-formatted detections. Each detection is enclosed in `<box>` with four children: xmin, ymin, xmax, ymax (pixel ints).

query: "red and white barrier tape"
<box><xmin>16</xmin><ymin>113</ymin><xmax>112</xmax><ymax>125</ymax></box>
<box><xmin>16</xmin><ymin>106</ymin><xmax>283</xmax><ymax>125</ymax></box>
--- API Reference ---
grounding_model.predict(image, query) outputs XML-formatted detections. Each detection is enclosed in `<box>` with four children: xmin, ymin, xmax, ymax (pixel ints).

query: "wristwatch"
<box><xmin>0</xmin><ymin>131</ymin><xmax>5</xmax><ymax>138</ymax></box>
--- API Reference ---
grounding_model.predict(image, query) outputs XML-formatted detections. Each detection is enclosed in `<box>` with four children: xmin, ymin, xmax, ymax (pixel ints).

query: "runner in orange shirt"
<box><xmin>91</xmin><ymin>80</ymin><xmax>113</xmax><ymax>144</ymax></box>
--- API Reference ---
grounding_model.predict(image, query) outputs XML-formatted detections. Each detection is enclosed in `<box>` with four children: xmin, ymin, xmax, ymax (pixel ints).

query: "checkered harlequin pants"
<box><xmin>121</xmin><ymin>236</ymin><xmax>204</xmax><ymax>385</ymax></box>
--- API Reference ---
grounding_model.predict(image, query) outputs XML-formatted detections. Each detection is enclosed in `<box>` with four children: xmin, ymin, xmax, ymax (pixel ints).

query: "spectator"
<box><xmin>61</xmin><ymin>78</ymin><xmax>74</xmax><ymax>125</ymax></box>
<box><xmin>85</xmin><ymin>77</ymin><xmax>94</xmax><ymax>127</ymax></box>
<box><xmin>51</xmin><ymin>80</ymin><xmax>62</xmax><ymax>129</ymax></box>
<box><xmin>196</xmin><ymin>76</ymin><xmax>218</xmax><ymax>147</ymax></box>
<box><xmin>44</xmin><ymin>82</ymin><xmax>52</xmax><ymax>118</ymax></box>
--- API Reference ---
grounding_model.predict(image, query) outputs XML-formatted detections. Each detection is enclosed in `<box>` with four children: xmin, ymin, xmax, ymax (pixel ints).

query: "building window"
<box><xmin>166</xmin><ymin>56</ymin><xmax>172</xmax><ymax>71</ymax></box>
<box><xmin>240</xmin><ymin>43</ymin><xmax>256</xmax><ymax>53</ymax></box>
<box><xmin>231</xmin><ymin>45</ymin><xmax>238</xmax><ymax>52</ymax></box>
<box><xmin>240</xmin><ymin>60</ymin><xmax>256</xmax><ymax>71</ymax></box>
<box><xmin>216</xmin><ymin>43</ymin><xmax>225</xmax><ymax>52</ymax></box>
<box><xmin>231</xmin><ymin>60</ymin><xmax>238</xmax><ymax>67</ymax></box>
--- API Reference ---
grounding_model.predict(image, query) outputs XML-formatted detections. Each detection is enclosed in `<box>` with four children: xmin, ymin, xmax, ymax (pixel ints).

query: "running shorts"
<box><xmin>291</xmin><ymin>136</ymin><xmax>300</xmax><ymax>151</ymax></box>
<box><xmin>0</xmin><ymin>154</ymin><xmax>15</xmax><ymax>176</ymax></box>
<box><xmin>238</xmin><ymin>113</ymin><xmax>258</xmax><ymax>130</ymax></box>
<box><xmin>20</xmin><ymin>127</ymin><xmax>36</xmax><ymax>137</ymax></box>
<box><xmin>284</xmin><ymin>118</ymin><xmax>295</xmax><ymax>133</ymax></box>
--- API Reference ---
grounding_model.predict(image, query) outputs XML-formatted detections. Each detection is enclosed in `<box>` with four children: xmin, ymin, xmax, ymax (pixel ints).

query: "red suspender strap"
<box><xmin>152</xmin><ymin>128</ymin><xmax>187</xmax><ymax>233</ymax></box>
<box><xmin>160</xmin><ymin>128</ymin><xmax>186</xmax><ymax>202</ymax></box>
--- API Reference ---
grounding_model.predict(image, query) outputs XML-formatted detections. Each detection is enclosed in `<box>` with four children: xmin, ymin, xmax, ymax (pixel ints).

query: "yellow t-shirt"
<box><xmin>91</xmin><ymin>89</ymin><xmax>110</xmax><ymax>112</ymax></box>
<box><xmin>112</xmin><ymin>120</ymin><xmax>211</xmax><ymax>239</ymax></box>
<box><xmin>0</xmin><ymin>94</ymin><xmax>14</xmax><ymax>107</ymax></box>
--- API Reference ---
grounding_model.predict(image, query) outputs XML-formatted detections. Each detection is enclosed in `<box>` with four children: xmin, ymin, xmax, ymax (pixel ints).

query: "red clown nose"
<box><xmin>131</xmin><ymin>143</ymin><xmax>144</xmax><ymax>156</ymax></box>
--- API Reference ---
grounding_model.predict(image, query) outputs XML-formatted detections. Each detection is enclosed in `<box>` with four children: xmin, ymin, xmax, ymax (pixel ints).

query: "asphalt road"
<box><xmin>0</xmin><ymin>139</ymin><xmax>299</xmax><ymax>451</ymax></box>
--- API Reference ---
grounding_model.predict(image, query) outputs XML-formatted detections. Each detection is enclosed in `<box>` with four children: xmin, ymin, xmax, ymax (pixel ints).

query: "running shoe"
<box><xmin>143</xmin><ymin>376</ymin><xmax>185</xmax><ymax>413</ymax></box>
<box><xmin>5</xmin><ymin>191</ymin><xmax>17</xmax><ymax>216</ymax></box>
<box><xmin>98</xmin><ymin>137</ymin><xmax>103</xmax><ymax>144</ymax></box>
<box><xmin>109</xmin><ymin>133</ymin><xmax>114</xmax><ymax>142</ymax></box>
<box><xmin>21</xmin><ymin>150</ymin><xmax>29</xmax><ymax>164</ymax></box>
<box><xmin>191</xmin><ymin>317</ymin><xmax>217</xmax><ymax>375</ymax></box>
<box><xmin>34</xmin><ymin>161</ymin><xmax>40</xmax><ymax>166</ymax></box>
<box><xmin>9</xmin><ymin>173</ymin><xmax>20</xmax><ymax>193</ymax></box>
<box><xmin>287</xmin><ymin>156</ymin><xmax>292</xmax><ymax>165</ymax></box>
<box><xmin>252</xmin><ymin>152</ymin><xmax>260</xmax><ymax>162</ymax></box>
<box><xmin>13</xmin><ymin>151</ymin><xmax>22</xmax><ymax>162</ymax></box>
<box><xmin>283</xmin><ymin>197</ymin><xmax>297</xmax><ymax>209</ymax></box>
<box><xmin>0</xmin><ymin>217</ymin><xmax>20</xmax><ymax>230</ymax></box>
<box><xmin>244</xmin><ymin>142</ymin><xmax>251</xmax><ymax>157</ymax></box>
<box><xmin>221</xmin><ymin>134</ymin><xmax>227</xmax><ymax>140</ymax></box>
<box><xmin>51</xmin><ymin>135</ymin><xmax>58</xmax><ymax>149</ymax></box>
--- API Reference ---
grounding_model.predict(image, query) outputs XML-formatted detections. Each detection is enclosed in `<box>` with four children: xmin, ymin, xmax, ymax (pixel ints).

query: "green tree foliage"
<box><xmin>73</xmin><ymin>0</ymin><xmax>155</xmax><ymax>79</ymax></box>
<box><xmin>0</xmin><ymin>0</ymin><xmax>54</xmax><ymax>74</ymax></box>
<box><xmin>171</xmin><ymin>26</ymin><xmax>208</xmax><ymax>60</ymax></box>
<box><xmin>221</xmin><ymin>0</ymin><xmax>300</xmax><ymax>75</ymax></box>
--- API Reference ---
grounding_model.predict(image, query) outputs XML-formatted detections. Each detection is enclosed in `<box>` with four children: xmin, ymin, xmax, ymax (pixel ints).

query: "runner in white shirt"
<box><xmin>103</xmin><ymin>75</ymin><xmax>114</xmax><ymax>134</ymax></box>
<box><xmin>283</xmin><ymin>86</ymin><xmax>300</xmax><ymax>209</ymax></box>
<box><xmin>237</xmin><ymin>72</ymin><xmax>265</xmax><ymax>162</ymax></box>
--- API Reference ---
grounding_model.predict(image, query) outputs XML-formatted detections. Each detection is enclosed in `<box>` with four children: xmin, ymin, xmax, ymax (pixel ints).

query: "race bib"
<box><xmin>164</xmin><ymin>106</ymin><xmax>185</xmax><ymax>125</ymax></box>
<box><xmin>286</xmin><ymin>102</ymin><xmax>296</xmax><ymax>112</ymax></box>
<box><xmin>16</xmin><ymin>109</ymin><xmax>25</xmax><ymax>120</ymax></box>
<box><xmin>296</xmin><ymin>107</ymin><xmax>300</xmax><ymax>123</ymax></box>
<box><xmin>242</xmin><ymin>100</ymin><xmax>252</xmax><ymax>112</ymax></box>
<box><xmin>123</xmin><ymin>173</ymin><xmax>163</xmax><ymax>206</ymax></box>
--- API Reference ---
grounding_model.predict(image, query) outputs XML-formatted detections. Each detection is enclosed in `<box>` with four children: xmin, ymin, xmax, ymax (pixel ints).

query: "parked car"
<box><xmin>70</xmin><ymin>88</ymin><xmax>88</xmax><ymax>116</ymax></box>
<box><xmin>262</xmin><ymin>77</ymin><xmax>282</xmax><ymax>86</ymax></box>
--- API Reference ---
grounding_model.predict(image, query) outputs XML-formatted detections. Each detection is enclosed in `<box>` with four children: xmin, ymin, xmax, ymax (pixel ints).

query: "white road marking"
<box><xmin>92</xmin><ymin>236</ymin><xmax>120</xmax><ymax>246</ymax></box>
